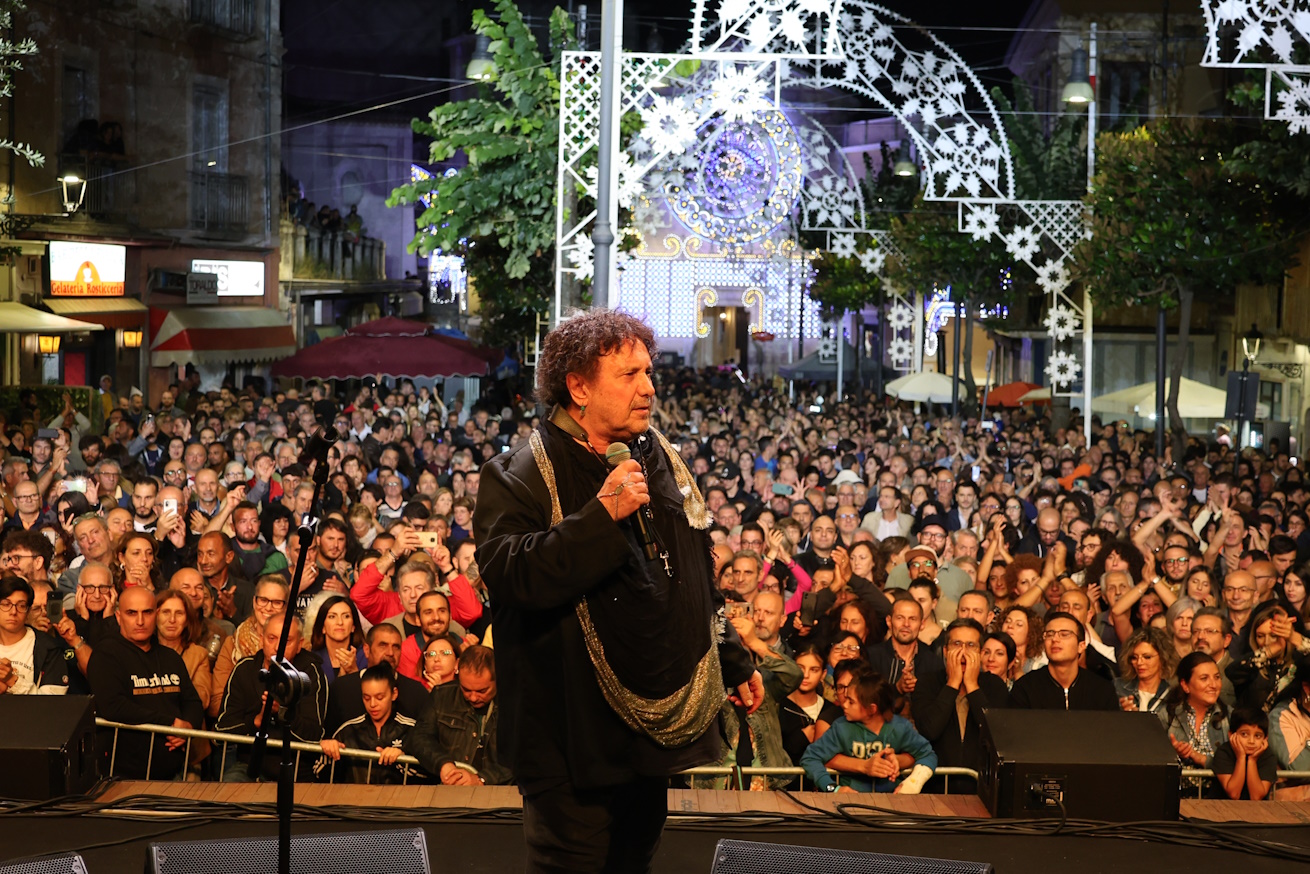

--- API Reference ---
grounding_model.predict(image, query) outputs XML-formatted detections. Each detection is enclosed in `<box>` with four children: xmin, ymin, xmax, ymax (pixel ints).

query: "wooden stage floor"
<box><xmin>94</xmin><ymin>780</ymin><xmax>1310</xmax><ymax>824</ymax></box>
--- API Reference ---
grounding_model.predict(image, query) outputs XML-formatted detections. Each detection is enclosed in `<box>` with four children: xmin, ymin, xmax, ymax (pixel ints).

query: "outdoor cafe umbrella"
<box><xmin>1091</xmin><ymin>377</ymin><xmax>1231</xmax><ymax>419</ymax></box>
<box><xmin>885</xmin><ymin>370</ymin><xmax>960</xmax><ymax>404</ymax></box>
<box><xmin>270</xmin><ymin>317</ymin><xmax>499</xmax><ymax>380</ymax></box>
<box><xmin>987</xmin><ymin>381</ymin><xmax>1045</xmax><ymax>407</ymax></box>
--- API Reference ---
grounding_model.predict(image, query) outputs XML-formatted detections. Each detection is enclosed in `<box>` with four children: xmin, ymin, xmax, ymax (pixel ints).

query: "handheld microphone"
<box><xmin>606</xmin><ymin>442</ymin><xmax>660</xmax><ymax>561</ymax></box>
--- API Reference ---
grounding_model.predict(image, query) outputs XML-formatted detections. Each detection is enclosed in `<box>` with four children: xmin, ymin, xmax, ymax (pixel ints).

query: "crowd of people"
<box><xmin>0</xmin><ymin>363</ymin><xmax>1307</xmax><ymax>799</ymax></box>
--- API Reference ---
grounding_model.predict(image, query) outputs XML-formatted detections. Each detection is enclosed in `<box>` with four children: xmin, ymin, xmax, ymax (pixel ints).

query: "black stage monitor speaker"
<box><xmin>709</xmin><ymin>840</ymin><xmax>993</xmax><ymax>873</ymax></box>
<box><xmin>147</xmin><ymin>828</ymin><xmax>430</xmax><ymax>874</ymax></box>
<box><xmin>0</xmin><ymin>853</ymin><xmax>87</xmax><ymax>874</ymax></box>
<box><xmin>979</xmin><ymin>709</ymin><xmax>1180</xmax><ymax>821</ymax></box>
<box><xmin>0</xmin><ymin>696</ymin><xmax>97</xmax><ymax>801</ymax></box>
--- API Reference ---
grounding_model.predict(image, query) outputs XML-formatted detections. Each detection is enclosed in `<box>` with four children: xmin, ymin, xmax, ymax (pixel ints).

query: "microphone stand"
<box><xmin>246</xmin><ymin>437</ymin><xmax>331</xmax><ymax>874</ymax></box>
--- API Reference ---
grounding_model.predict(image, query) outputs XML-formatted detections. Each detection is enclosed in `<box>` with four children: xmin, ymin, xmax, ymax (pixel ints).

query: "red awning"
<box><xmin>150</xmin><ymin>306</ymin><xmax>296</xmax><ymax>367</ymax></box>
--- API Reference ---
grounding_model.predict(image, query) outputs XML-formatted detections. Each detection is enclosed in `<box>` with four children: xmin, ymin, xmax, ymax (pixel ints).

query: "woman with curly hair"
<box><xmin>1083</xmin><ymin>537</ymin><xmax>1146</xmax><ymax>594</ymax></box>
<box><xmin>999</xmin><ymin>605</ymin><xmax>1044</xmax><ymax>679</ymax></box>
<box><xmin>1115</xmin><ymin>627</ymin><xmax>1178</xmax><ymax>714</ymax></box>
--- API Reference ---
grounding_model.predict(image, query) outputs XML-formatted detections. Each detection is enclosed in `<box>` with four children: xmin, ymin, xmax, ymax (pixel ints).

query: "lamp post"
<box><xmin>1063</xmin><ymin>25</ymin><xmax>1097</xmax><ymax>447</ymax></box>
<box><xmin>590</xmin><ymin>0</ymin><xmax>623</xmax><ymax>310</ymax></box>
<box><xmin>1236</xmin><ymin>323</ymin><xmax>1263</xmax><ymax>450</ymax></box>
<box><xmin>59</xmin><ymin>174</ymin><xmax>86</xmax><ymax>215</ymax></box>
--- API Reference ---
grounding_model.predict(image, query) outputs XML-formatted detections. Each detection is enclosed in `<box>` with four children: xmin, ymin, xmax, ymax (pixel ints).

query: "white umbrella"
<box><xmin>1016</xmin><ymin>386</ymin><xmax>1052</xmax><ymax>403</ymax></box>
<box><xmin>1092</xmin><ymin>377</ymin><xmax>1230</xmax><ymax>419</ymax></box>
<box><xmin>886</xmin><ymin>370</ymin><xmax>960</xmax><ymax>404</ymax></box>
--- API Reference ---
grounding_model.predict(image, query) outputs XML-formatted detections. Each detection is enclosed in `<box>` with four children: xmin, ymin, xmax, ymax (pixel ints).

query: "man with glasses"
<box><xmin>1222</xmin><ymin>569</ymin><xmax>1259</xmax><ymax>661</ymax></box>
<box><xmin>911</xmin><ymin>618</ymin><xmax>1008</xmax><ymax>793</ymax></box>
<box><xmin>160</xmin><ymin>460</ymin><xmax>188</xmax><ymax>491</ymax></box>
<box><xmin>2</xmin><ymin>529</ymin><xmax>53</xmax><ymax>586</ymax></box>
<box><xmin>3</xmin><ymin>482</ymin><xmax>43</xmax><ymax>532</ymax></box>
<box><xmin>377</xmin><ymin>469</ymin><xmax>408</xmax><ymax>523</ymax></box>
<box><xmin>1160</xmin><ymin>543</ymin><xmax>1192</xmax><ymax>590</ymax></box>
<box><xmin>0</xmin><ymin>576</ymin><xmax>68</xmax><ymax>695</ymax></box>
<box><xmin>1191</xmin><ymin>607</ymin><xmax>1238</xmax><ymax>708</ymax></box>
<box><xmin>887</xmin><ymin>517</ymin><xmax>971</xmax><ymax>607</ymax></box>
<box><xmin>1009</xmin><ymin>612</ymin><xmax>1118</xmax><ymax>711</ymax></box>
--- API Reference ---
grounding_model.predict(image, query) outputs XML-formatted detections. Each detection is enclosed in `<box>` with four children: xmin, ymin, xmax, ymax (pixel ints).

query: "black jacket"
<box><xmin>911</xmin><ymin>668</ymin><xmax>1009</xmax><ymax>789</ymax></box>
<box><xmin>315</xmin><ymin>711</ymin><xmax>419</xmax><ymax>785</ymax></box>
<box><xmin>215</xmin><ymin>650</ymin><xmax>327</xmax><ymax>779</ymax></box>
<box><xmin>868</xmin><ymin>639</ymin><xmax>944</xmax><ymax>687</ymax></box>
<box><xmin>407</xmin><ymin>683</ymin><xmax>509</xmax><ymax>784</ymax></box>
<box><xmin>1009</xmin><ymin>666</ymin><xmax>1119</xmax><ymax>711</ymax></box>
<box><xmin>325</xmin><ymin>670</ymin><xmax>429</xmax><ymax>735</ymax></box>
<box><xmin>87</xmin><ymin>636</ymin><xmax>203</xmax><ymax>779</ymax></box>
<box><xmin>475</xmin><ymin>421</ymin><xmax>756</xmax><ymax>791</ymax></box>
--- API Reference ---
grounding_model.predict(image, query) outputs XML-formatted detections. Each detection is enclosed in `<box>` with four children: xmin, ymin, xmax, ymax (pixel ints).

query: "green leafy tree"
<box><xmin>1072</xmin><ymin>119</ymin><xmax>1309</xmax><ymax>456</ymax></box>
<box><xmin>991</xmin><ymin>79</ymin><xmax>1086</xmax><ymax>201</ymax></box>
<box><xmin>387</xmin><ymin>0</ymin><xmax>572</xmax><ymax>349</ymax></box>
<box><xmin>886</xmin><ymin>195</ymin><xmax>1012</xmax><ymax>409</ymax></box>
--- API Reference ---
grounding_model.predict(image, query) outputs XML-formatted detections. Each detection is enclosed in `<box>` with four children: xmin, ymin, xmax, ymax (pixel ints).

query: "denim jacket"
<box><xmin>407</xmin><ymin>684</ymin><xmax>511</xmax><ymax>784</ymax></box>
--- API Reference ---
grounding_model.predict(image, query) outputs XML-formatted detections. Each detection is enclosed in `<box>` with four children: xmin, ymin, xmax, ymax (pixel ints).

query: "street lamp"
<box><xmin>59</xmin><ymin>174</ymin><xmax>86</xmax><ymax>215</ymax></box>
<box><xmin>893</xmin><ymin>142</ymin><xmax>916</xmax><ymax>177</ymax></box>
<box><xmin>1062</xmin><ymin>48</ymin><xmax>1095</xmax><ymax>106</ymax></box>
<box><xmin>1235</xmin><ymin>323</ymin><xmax>1263</xmax><ymax>450</ymax></box>
<box><xmin>465</xmin><ymin>35</ymin><xmax>496</xmax><ymax>81</ymax></box>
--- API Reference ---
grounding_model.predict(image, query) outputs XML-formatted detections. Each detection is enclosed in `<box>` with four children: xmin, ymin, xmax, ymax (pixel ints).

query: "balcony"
<box><xmin>280</xmin><ymin>218</ymin><xmax>385</xmax><ymax>282</ymax></box>
<box><xmin>60</xmin><ymin>155</ymin><xmax>136</xmax><ymax>222</ymax></box>
<box><xmin>189</xmin><ymin>0</ymin><xmax>256</xmax><ymax>36</ymax></box>
<box><xmin>189</xmin><ymin>171</ymin><xmax>249</xmax><ymax>234</ymax></box>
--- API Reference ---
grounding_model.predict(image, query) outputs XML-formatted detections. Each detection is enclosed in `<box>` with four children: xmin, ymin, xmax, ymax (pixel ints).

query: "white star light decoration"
<box><xmin>1003</xmin><ymin>224</ymin><xmax>1041</xmax><ymax>262</ymax></box>
<box><xmin>1043</xmin><ymin>303</ymin><xmax>1081</xmax><ymax>342</ymax></box>
<box><xmin>830</xmin><ymin>232</ymin><xmax>857</xmax><ymax>258</ymax></box>
<box><xmin>857</xmin><ymin>246</ymin><xmax>884</xmax><ymax>274</ymax></box>
<box><xmin>888</xmin><ymin>337</ymin><xmax>914</xmax><ymax>363</ymax></box>
<box><xmin>887</xmin><ymin>302</ymin><xmax>914</xmax><ymax>331</ymax></box>
<box><xmin>710</xmin><ymin>66</ymin><xmax>774</xmax><ymax>123</ymax></box>
<box><xmin>567</xmin><ymin>233</ymin><xmax>595</xmax><ymax>280</ymax></box>
<box><xmin>931</xmin><ymin>123</ymin><xmax>1002</xmax><ymax>199</ymax></box>
<box><xmin>585</xmin><ymin>152</ymin><xmax>641</xmax><ymax>208</ymax></box>
<box><xmin>1274</xmin><ymin>75</ymin><xmax>1310</xmax><ymax>135</ymax></box>
<box><xmin>1210</xmin><ymin>0</ymin><xmax>1310</xmax><ymax>63</ymax></box>
<box><xmin>1034</xmin><ymin>259</ymin><xmax>1071</xmax><ymax>295</ymax></box>
<box><xmin>1045</xmin><ymin>351</ymin><xmax>1081</xmax><ymax>387</ymax></box>
<box><xmin>639</xmin><ymin>96</ymin><xmax>701</xmax><ymax>155</ymax></box>
<box><xmin>962</xmin><ymin>205</ymin><xmax>999</xmax><ymax>242</ymax></box>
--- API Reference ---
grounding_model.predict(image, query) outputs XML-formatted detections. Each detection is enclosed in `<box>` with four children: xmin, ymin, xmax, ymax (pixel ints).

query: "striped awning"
<box><xmin>149</xmin><ymin>306</ymin><xmax>296</xmax><ymax>367</ymax></box>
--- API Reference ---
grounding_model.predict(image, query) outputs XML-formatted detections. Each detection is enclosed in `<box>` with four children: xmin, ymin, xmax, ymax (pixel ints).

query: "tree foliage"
<box><xmin>1072</xmin><ymin>119</ymin><xmax>1305</xmax><ymax>310</ymax></box>
<box><xmin>387</xmin><ymin>0</ymin><xmax>572</xmax><ymax>348</ymax></box>
<box><xmin>991</xmin><ymin>79</ymin><xmax>1085</xmax><ymax>201</ymax></box>
<box><xmin>0</xmin><ymin>0</ymin><xmax>41</xmax><ymax>169</ymax></box>
<box><xmin>1072</xmin><ymin>118</ymin><xmax>1310</xmax><ymax>451</ymax></box>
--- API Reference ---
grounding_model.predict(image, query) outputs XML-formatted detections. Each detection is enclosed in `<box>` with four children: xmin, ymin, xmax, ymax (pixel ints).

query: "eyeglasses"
<box><xmin>80</xmin><ymin>585</ymin><xmax>113</xmax><ymax>594</ymax></box>
<box><xmin>919</xmin><ymin>531</ymin><xmax>946</xmax><ymax>541</ymax></box>
<box><xmin>837</xmin><ymin>514</ymin><xmax>858</xmax><ymax>520</ymax></box>
<box><xmin>1043</xmin><ymin>629</ymin><xmax>1078</xmax><ymax>640</ymax></box>
<box><xmin>164</xmin><ymin>470</ymin><xmax>186</xmax><ymax>478</ymax></box>
<box><xmin>910</xmin><ymin>560</ymin><xmax>936</xmax><ymax>569</ymax></box>
<box><xmin>385</xmin><ymin>480</ymin><xmax>401</xmax><ymax>487</ymax></box>
<box><xmin>831</xmin><ymin>644</ymin><xmax>861</xmax><ymax>654</ymax></box>
<box><xmin>0</xmin><ymin>599</ymin><xmax>30</xmax><ymax>614</ymax></box>
<box><xmin>948</xmin><ymin>640</ymin><xmax>981</xmax><ymax>650</ymax></box>
<box><xmin>424</xmin><ymin>650</ymin><xmax>455</xmax><ymax>659</ymax></box>
<box><xmin>14</xmin><ymin>493</ymin><xmax>39</xmax><ymax>501</ymax></box>
<box><xmin>254</xmin><ymin>595</ymin><xmax>287</xmax><ymax>609</ymax></box>
<box><xmin>1162</xmin><ymin>557</ymin><xmax>1189</xmax><ymax>565</ymax></box>
<box><xmin>2</xmin><ymin>552</ymin><xmax>36</xmax><ymax>563</ymax></box>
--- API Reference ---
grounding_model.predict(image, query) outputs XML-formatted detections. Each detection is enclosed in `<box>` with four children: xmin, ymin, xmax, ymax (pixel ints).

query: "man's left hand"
<box><xmin>728</xmin><ymin>670</ymin><xmax>765</xmax><ymax>715</ymax></box>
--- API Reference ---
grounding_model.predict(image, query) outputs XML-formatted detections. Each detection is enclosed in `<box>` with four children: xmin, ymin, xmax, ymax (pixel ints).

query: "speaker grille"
<box><xmin>710</xmin><ymin>840</ymin><xmax>993</xmax><ymax>874</ymax></box>
<box><xmin>148</xmin><ymin>829</ymin><xmax>429</xmax><ymax>874</ymax></box>
<box><xmin>0</xmin><ymin>853</ymin><xmax>87</xmax><ymax>874</ymax></box>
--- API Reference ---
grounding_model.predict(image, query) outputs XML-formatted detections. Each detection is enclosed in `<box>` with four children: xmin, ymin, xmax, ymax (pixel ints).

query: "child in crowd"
<box><xmin>1213</xmin><ymin>706</ymin><xmax>1278</xmax><ymax>801</ymax></box>
<box><xmin>801</xmin><ymin>668</ymin><xmax>936</xmax><ymax>793</ymax></box>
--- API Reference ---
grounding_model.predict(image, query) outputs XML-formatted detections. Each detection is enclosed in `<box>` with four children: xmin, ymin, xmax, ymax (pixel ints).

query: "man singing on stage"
<box><xmin>476</xmin><ymin>309</ymin><xmax>762</xmax><ymax>873</ymax></box>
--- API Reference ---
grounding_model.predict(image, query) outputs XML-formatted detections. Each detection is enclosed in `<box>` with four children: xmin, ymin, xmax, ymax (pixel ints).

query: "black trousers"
<box><xmin>521</xmin><ymin>776</ymin><xmax>668</xmax><ymax>874</ymax></box>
